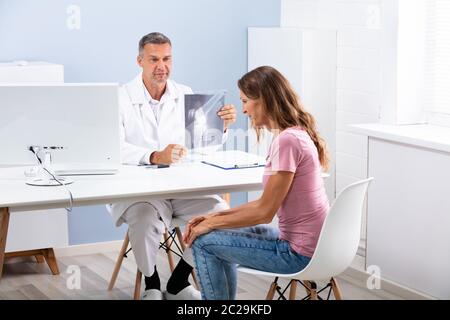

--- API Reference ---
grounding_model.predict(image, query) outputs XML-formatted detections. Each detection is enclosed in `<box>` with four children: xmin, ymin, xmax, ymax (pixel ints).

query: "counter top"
<box><xmin>349</xmin><ymin>123</ymin><xmax>450</xmax><ymax>153</ymax></box>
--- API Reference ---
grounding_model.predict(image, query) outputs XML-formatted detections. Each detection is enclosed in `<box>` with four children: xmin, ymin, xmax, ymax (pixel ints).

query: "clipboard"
<box><xmin>200</xmin><ymin>150</ymin><xmax>266</xmax><ymax>170</ymax></box>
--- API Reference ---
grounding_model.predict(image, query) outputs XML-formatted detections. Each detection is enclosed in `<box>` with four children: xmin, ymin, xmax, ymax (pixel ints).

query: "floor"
<box><xmin>0</xmin><ymin>248</ymin><xmax>403</xmax><ymax>300</ymax></box>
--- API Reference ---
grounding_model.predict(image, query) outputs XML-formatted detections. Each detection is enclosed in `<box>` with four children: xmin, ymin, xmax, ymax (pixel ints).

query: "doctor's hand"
<box><xmin>150</xmin><ymin>144</ymin><xmax>187</xmax><ymax>165</ymax></box>
<box><xmin>217</xmin><ymin>104</ymin><xmax>237</xmax><ymax>131</ymax></box>
<box><xmin>183</xmin><ymin>215</ymin><xmax>212</xmax><ymax>247</ymax></box>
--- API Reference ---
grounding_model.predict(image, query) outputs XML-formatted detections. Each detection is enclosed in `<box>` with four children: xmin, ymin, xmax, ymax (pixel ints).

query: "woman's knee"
<box><xmin>192</xmin><ymin>230</ymin><xmax>224</xmax><ymax>251</ymax></box>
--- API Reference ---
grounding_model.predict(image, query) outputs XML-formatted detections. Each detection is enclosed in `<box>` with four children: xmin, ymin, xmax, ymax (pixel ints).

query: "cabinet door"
<box><xmin>247</xmin><ymin>27</ymin><xmax>337</xmax><ymax>202</ymax></box>
<box><xmin>367</xmin><ymin>138</ymin><xmax>450</xmax><ymax>299</ymax></box>
<box><xmin>6</xmin><ymin>209</ymin><xmax>68</xmax><ymax>252</ymax></box>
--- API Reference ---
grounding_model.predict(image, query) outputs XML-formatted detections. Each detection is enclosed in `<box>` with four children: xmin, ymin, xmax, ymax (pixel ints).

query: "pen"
<box><xmin>233</xmin><ymin>163</ymin><xmax>260</xmax><ymax>169</ymax></box>
<box><xmin>145</xmin><ymin>164</ymin><xmax>170</xmax><ymax>169</ymax></box>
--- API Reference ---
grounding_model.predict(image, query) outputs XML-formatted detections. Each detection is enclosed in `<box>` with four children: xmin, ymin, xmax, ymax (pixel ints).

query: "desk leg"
<box><xmin>5</xmin><ymin>248</ymin><xmax>60</xmax><ymax>275</ymax></box>
<box><xmin>0</xmin><ymin>207</ymin><xmax>10</xmax><ymax>280</ymax></box>
<box><xmin>42</xmin><ymin>248</ymin><xmax>60</xmax><ymax>275</ymax></box>
<box><xmin>0</xmin><ymin>207</ymin><xmax>60</xmax><ymax>277</ymax></box>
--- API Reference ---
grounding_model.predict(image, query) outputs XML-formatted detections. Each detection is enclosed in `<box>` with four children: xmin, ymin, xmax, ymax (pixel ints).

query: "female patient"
<box><xmin>183</xmin><ymin>66</ymin><xmax>330</xmax><ymax>300</ymax></box>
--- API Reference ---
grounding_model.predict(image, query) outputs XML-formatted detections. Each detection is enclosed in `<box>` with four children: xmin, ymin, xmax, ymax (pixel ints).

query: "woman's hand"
<box><xmin>183</xmin><ymin>215</ymin><xmax>213</xmax><ymax>247</ymax></box>
<box><xmin>183</xmin><ymin>215</ymin><xmax>205</xmax><ymax>242</ymax></box>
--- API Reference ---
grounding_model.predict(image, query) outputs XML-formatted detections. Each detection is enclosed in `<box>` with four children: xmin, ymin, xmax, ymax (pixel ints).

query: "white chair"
<box><xmin>237</xmin><ymin>178</ymin><xmax>374</xmax><ymax>300</ymax></box>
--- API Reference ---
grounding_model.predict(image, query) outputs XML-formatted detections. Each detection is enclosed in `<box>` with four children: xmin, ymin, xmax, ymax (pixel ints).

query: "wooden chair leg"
<box><xmin>222</xmin><ymin>193</ymin><xmax>231</xmax><ymax>206</ymax></box>
<box><xmin>303</xmin><ymin>280</ymin><xmax>318</xmax><ymax>300</ymax></box>
<box><xmin>330</xmin><ymin>277</ymin><xmax>343</xmax><ymax>300</ymax></box>
<box><xmin>164</xmin><ymin>231</ymin><xmax>175</xmax><ymax>272</ymax></box>
<box><xmin>41</xmin><ymin>248</ymin><xmax>59</xmax><ymax>275</ymax></box>
<box><xmin>289</xmin><ymin>280</ymin><xmax>297</xmax><ymax>300</ymax></box>
<box><xmin>108</xmin><ymin>232</ymin><xmax>130</xmax><ymax>291</ymax></box>
<box><xmin>303</xmin><ymin>280</ymin><xmax>311</xmax><ymax>295</ymax></box>
<box><xmin>266</xmin><ymin>279</ymin><xmax>278</xmax><ymax>300</ymax></box>
<box><xmin>134</xmin><ymin>269</ymin><xmax>142</xmax><ymax>300</ymax></box>
<box><xmin>309</xmin><ymin>281</ymin><xmax>318</xmax><ymax>300</ymax></box>
<box><xmin>175</xmin><ymin>227</ymin><xmax>199</xmax><ymax>289</ymax></box>
<box><xmin>0</xmin><ymin>207</ymin><xmax>10</xmax><ymax>280</ymax></box>
<box><xmin>35</xmin><ymin>255</ymin><xmax>45</xmax><ymax>263</ymax></box>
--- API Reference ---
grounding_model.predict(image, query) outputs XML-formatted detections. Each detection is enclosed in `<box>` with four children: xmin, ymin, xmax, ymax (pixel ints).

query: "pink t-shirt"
<box><xmin>262</xmin><ymin>127</ymin><xmax>329</xmax><ymax>257</ymax></box>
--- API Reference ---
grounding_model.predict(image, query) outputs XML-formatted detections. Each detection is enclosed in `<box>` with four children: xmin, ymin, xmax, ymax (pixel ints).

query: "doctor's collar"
<box><xmin>142</xmin><ymin>79</ymin><xmax>179</xmax><ymax>104</ymax></box>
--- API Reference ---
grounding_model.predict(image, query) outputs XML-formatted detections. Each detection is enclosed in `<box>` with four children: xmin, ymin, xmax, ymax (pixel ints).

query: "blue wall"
<box><xmin>0</xmin><ymin>0</ymin><xmax>280</xmax><ymax>244</ymax></box>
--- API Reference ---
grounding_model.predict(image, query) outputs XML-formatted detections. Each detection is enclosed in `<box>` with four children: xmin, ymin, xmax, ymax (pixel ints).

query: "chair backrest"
<box><xmin>294</xmin><ymin>177</ymin><xmax>374</xmax><ymax>281</ymax></box>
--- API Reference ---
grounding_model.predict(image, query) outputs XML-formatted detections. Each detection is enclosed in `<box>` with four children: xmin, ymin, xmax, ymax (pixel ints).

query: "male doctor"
<box><xmin>109</xmin><ymin>32</ymin><xmax>236</xmax><ymax>300</ymax></box>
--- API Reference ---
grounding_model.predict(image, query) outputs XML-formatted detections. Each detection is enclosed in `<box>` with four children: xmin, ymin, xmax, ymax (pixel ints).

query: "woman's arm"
<box><xmin>184</xmin><ymin>171</ymin><xmax>295</xmax><ymax>246</ymax></box>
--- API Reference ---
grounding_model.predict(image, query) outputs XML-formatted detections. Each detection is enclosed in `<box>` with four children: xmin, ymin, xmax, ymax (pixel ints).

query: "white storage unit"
<box><xmin>367</xmin><ymin>137</ymin><xmax>450</xmax><ymax>299</ymax></box>
<box><xmin>351</xmin><ymin>123</ymin><xmax>450</xmax><ymax>299</ymax></box>
<box><xmin>0</xmin><ymin>61</ymin><xmax>64</xmax><ymax>83</ymax></box>
<box><xmin>0</xmin><ymin>61</ymin><xmax>69</xmax><ymax>252</ymax></box>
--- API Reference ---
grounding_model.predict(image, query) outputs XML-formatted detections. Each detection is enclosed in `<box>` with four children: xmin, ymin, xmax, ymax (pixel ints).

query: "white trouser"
<box><xmin>120</xmin><ymin>195</ymin><xmax>228</xmax><ymax>277</ymax></box>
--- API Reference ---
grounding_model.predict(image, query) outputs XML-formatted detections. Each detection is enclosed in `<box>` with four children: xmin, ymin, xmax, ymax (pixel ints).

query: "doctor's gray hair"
<box><xmin>138</xmin><ymin>32</ymin><xmax>171</xmax><ymax>54</ymax></box>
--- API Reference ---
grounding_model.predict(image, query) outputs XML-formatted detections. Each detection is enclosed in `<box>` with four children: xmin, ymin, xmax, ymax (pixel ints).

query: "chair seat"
<box><xmin>237</xmin><ymin>266</ymin><xmax>289</xmax><ymax>277</ymax></box>
<box><xmin>237</xmin><ymin>265</ymin><xmax>333</xmax><ymax>282</ymax></box>
<box><xmin>237</xmin><ymin>265</ymin><xmax>298</xmax><ymax>277</ymax></box>
<box><xmin>170</xmin><ymin>217</ymin><xmax>188</xmax><ymax>229</ymax></box>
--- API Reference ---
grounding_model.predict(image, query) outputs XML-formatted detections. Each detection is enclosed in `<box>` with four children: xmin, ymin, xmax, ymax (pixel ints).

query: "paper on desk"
<box><xmin>200</xmin><ymin>150</ymin><xmax>266</xmax><ymax>170</ymax></box>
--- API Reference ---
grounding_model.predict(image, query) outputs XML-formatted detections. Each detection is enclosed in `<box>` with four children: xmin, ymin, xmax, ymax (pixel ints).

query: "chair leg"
<box><xmin>304</xmin><ymin>280</ymin><xmax>318</xmax><ymax>300</ymax></box>
<box><xmin>330</xmin><ymin>277</ymin><xmax>343</xmax><ymax>300</ymax></box>
<box><xmin>134</xmin><ymin>269</ymin><xmax>142</xmax><ymax>300</ymax></box>
<box><xmin>108</xmin><ymin>232</ymin><xmax>130</xmax><ymax>291</ymax></box>
<box><xmin>35</xmin><ymin>255</ymin><xmax>45</xmax><ymax>263</ymax></box>
<box><xmin>175</xmin><ymin>227</ymin><xmax>199</xmax><ymax>290</ymax></box>
<box><xmin>164</xmin><ymin>230</ymin><xmax>176</xmax><ymax>272</ymax></box>
<box><xmin>222</xmin><ymin>193</ymin><xmax>231</xmax><ymax>206</ymax></box>
<box><xmin>303</xmin><ymin>280</ymin><xmax>311</xmax><ymax>295</ymax></box>
<box><xmin>289</xmin><ymin>280</ymin><xmax>297</xmax><ymax>300</ymax></box>
<box><xmin>266</xmin><ymin>279</ymin><xmax>278</xmax><ymax>300</ymax></box>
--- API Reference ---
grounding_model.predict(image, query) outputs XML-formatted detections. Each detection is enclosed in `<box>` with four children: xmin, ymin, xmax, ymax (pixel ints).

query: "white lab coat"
<box><xmin>119</xmin><ymin>73</ymin><xmax>193</xmax><ymax>165</ymax></box>
<box><xmin>110</xmin><ymin>73</ymin><xmax>193</xmax><ymax>226</ymax></box>
<box><xmin>108</xmin><ymin>73</ymin><xmax>229</xmax><ymax>276</ymax></box>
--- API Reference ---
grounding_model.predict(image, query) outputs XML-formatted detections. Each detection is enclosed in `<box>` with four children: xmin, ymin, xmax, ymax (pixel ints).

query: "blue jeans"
<box><xmin>192</xmin><ymin>225</ymin><xmax>311</xmax><ymax>300</ymax></box>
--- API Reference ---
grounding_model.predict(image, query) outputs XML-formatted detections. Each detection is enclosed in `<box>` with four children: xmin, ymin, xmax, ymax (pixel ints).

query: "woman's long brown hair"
<box><xmin>238</xmin><ymin>66</ymin><xmax>329</xmax><ymax>171</ymax></box>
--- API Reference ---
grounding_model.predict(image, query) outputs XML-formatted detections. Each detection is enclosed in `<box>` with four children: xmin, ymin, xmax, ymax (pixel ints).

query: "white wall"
<box><xmin>281</xmin><ymin>0</ymin><xmax>385</xmax><ymax>242</ymax></box>
<box><xmin>247</xmin><ymin>28</ymin><xmax>337</xmax><ymax>202</ymax></box>
<box><xmin>282</xmin><ymin>0</ymin><xmax>381</xmax><ymax>196</ymax></box>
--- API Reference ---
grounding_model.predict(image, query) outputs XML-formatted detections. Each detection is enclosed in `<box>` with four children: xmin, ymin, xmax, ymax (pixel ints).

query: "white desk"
<box><xmin>0</xmin><ymin>163</ymin><xmax>264</xmax><ymax>279</ymax></box>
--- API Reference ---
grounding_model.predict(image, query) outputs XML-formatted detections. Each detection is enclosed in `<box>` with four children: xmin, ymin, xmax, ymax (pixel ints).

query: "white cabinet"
<box><xmin>0</xmin><ymin>61</ymin><xmax>64</xmax><ymax>83</ymax></box>
<box><xmin>367</xmin><ymin>138</ymin><xmax>450</xmax><ymax>299</ymax></box>
<box><xmin>247</xmin><ymin>28</ymin><xmax>337</xmax><ymax>201</ymax></box>
<box><xmin>6</xmin><ymin>209</ymin><xmax>68</xmax><ymax>252</ymax></box>
<box><xmin>0</xmin><ymin>61</ymin><xmax>69</xmax><ymax>252</ymax></box>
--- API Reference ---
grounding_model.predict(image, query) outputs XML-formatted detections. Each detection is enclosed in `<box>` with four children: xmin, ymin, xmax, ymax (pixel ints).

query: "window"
<box><xmin>424</xmin><ymin>0</ymin><xmax>450</xmax><ymax>116</ymax></box>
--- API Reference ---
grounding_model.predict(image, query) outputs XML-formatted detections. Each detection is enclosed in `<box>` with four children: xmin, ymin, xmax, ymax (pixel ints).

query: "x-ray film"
<box><xmin>185</xmin><ymin>91</ymin><xmax>225</xmax><ymax>153</ymax></box>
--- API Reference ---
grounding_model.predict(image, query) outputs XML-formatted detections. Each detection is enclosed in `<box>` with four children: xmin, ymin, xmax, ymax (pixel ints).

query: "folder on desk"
<box><xmin>201</xmin><ymin>150</ymin><xmax>266</xmax><ymax>170</ymax></box>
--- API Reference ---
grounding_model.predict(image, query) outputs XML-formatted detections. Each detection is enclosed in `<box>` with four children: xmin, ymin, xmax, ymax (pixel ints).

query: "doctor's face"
<box><xmin>138</xmin><ymin>43</ymin><xmax>172</xmax><ymax>86</ymax></box>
